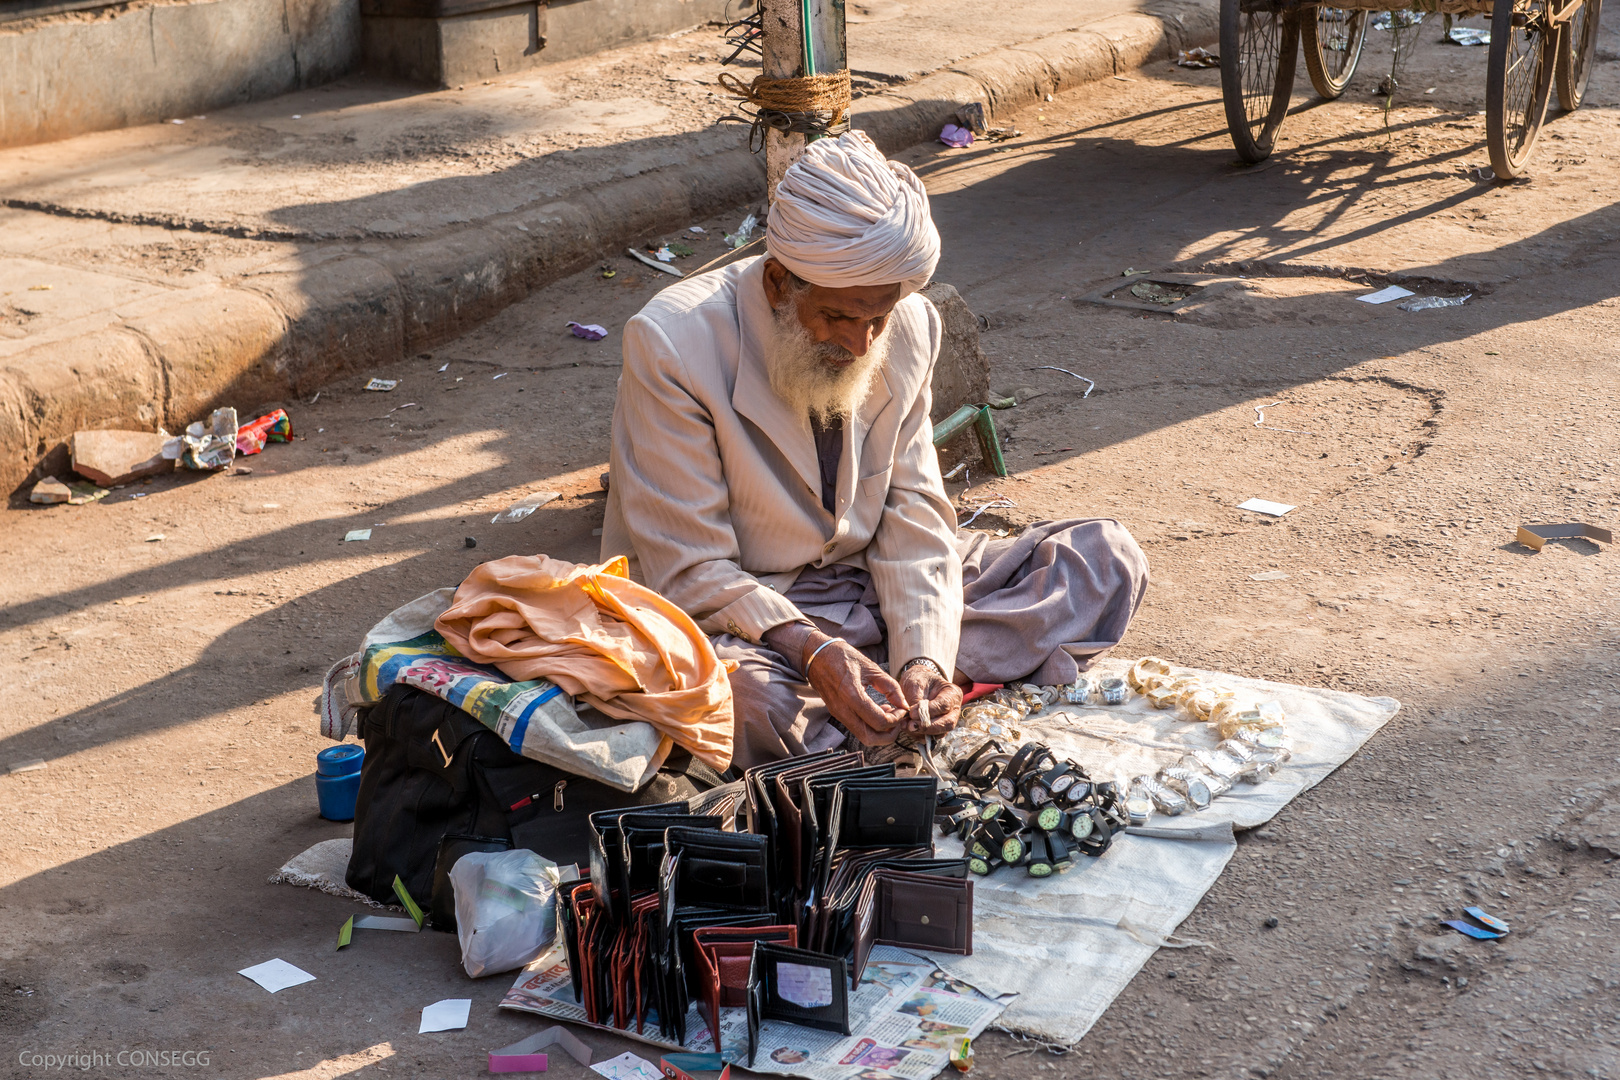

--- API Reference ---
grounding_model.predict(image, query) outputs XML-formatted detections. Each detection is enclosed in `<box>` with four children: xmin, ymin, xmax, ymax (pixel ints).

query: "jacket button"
<box><xmin>920</xmin><ymin>915</ymin><xmax>930</xmax><ymax>925</ymax></box>
<box><xmin>886</xmin><ymin>816</ymin><xmax>895</xmax><ymax>825</ymax></box>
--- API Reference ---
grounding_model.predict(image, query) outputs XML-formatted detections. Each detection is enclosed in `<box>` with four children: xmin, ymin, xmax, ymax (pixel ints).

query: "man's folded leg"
<box><xmin>957</xmin><ymin>517</ymin><xmax>1150</xmax><ymax>687</ymax></box>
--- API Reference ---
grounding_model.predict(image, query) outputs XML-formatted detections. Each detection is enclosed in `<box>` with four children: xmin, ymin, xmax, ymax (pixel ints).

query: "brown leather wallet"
<box><xmin>693</xmin><ymin>925</ymin><xmax>797</xmax><ymax>1051</ymax></box>
<box><xmin>852</xmin><ymin>869</ymin><xmax>973</xmax><ymax>985</ymax></box>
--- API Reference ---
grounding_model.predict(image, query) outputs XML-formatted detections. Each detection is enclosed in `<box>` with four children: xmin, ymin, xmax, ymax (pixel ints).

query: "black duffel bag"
<box><xmin>345</xmin><ymin>683</ymin><xmax>724</xmax><ymax>914</ymax></box>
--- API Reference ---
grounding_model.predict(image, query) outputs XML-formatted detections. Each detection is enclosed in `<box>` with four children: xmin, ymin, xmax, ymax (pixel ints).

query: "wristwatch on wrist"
<box><xmin>901</xmin><ymin>656</ymin><xmax>944</xmax><ymax>679</ymax></box>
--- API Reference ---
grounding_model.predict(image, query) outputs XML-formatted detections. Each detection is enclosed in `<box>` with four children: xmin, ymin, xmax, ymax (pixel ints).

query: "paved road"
<box><xmin>4</xmin><ymin>16</ymin><xmax>1620</xmax><ymax>1080</ymax></box>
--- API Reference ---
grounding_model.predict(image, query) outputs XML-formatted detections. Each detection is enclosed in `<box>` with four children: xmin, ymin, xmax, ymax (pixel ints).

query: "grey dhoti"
<box><xmin>713</xmin><ymin>518</ymin><xmax>1150</xmax><ymax>770</ymax></box>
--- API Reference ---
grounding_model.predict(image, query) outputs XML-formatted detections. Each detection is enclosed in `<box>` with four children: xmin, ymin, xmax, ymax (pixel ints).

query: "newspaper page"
<box><xmin>500</xmin><ymin>945</ymin><xmax>1010</xmax><ymax>1080</ymax></box>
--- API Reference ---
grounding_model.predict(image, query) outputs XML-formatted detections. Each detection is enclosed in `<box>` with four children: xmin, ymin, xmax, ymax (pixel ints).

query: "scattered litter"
<box><xmin>309</xmin><ymin>391</ymin><xmax>322</xmax><ymax>405</ymax></box>
<box><xmin>161</xmin><ymin>408</ymin><xmax>238</xmax><ymax>470</ymax></box>
<box><xmin>371</xmin><ymin>402</ymin><xmax>418</xmax><ymax>420</ymax></box>
<box><xmin>939</xmin><ymin>123</ymin><xmax>974</xmax><ymax>148</ymax></box>
<box><xmin>28</xmin><ymin>476</ymin><xmax>72</xmax><ymax>505</ymax></box>
<box><xmin>8</xmin><ymin>759</ymin><xmax>47</xmax><ymax>774</ymax></box>
<box><xmin>1112</xmin><ymin>74</ymin><xmax>1134</xmax><ymax>82</ymax></box>
<box><xmin>493</xmin><ymin>373</ymin><xmax>508</xmax><ymax>380</ymax></box>
<box><xmin>492</xmin><ymin>490</ymin><xmax>561</xmax><ymax>524</ymax></box>
<box><xmin>590</xmin><ymin>1052</ymin><xmax>664</xmax><ymax>1080</ymax></box>
<box><xmin>943</xmin><ymin>463</ymin><xmax>967</xmax><ymax>480</ymax></box>
<box><xmin>238</xmin><ymin>958</ymin><xmax>316</xmax><ymax>994</ymax></box>
<box><xmin>1372</xmin><ymin>10</ymin><xmax>1424</xmax><ymax>29</ymax></box>
<box><xmin>356</xmin><ymin>914</ymin><xmax>422</xmax><ymax>932</ymax></box>
<box><xmin>66</xmin><ymin>482</ymin><xmax>110</xmax><ymax>505</ymax></box>
<box><xmin>1357</xmin><ymin>285</ymin><xmax>1416</xmax><ymax>304</ymax></box>
<box><xmin>1474</xmin><ymin>166</ymin><xmax>1496</xmax><ymax>181</ymax></box>
<box><xmin>983</xmin><ymin>125</ymin><xmax>1022</xmax><ymax>141</ymax></box>
<box><xmin>237</xmin><ymin>409</ymin><xmax>293</xmax><ymax>455</ymax></box>
<box><xmin>28</xmin><ymin>284</ymin><xmax>51</xmax><ymax>291</ymax></box>
<box><xmin>1465</xmin><ymin>906</ymin><xmax>1511</xmax><ymax>933</ymax></box>
<box><xmin>145</xmin><ymin>534</ymin><xmax>165</xmax><ymax>543</ymax></box>
<box><xmin>1237</xmin><ymin>498</ymin><xmax>1296</xmax><ymax>517</ymax></box>
<box><xmin>234</xmin><ymin>466</ymin><xmax>253</xmax><ymax>476</ymax></box>
<box><xmin>651</xmin><ymin>245</ymin><xmax>677</xmax><ymax>263</ymax></box>
<box><xmin>1176</xmin><ymin>47</ymin><xmax>1219</xmax><ymax>68</ymax></box>
<box><xmin>1121</xmin><ymin>268</ymin><xmax>1149</xmax><ymax>277</ymax></box>
<box><xmin>1032</xmin><ymin>448</ymin><xmax>1076</xmax><ymax>456</ymax></box>
<box><xmin>1250</xmin><ymin>570</ymin><xmax>1290</xmax><ymax>581</ymax></box>
<box><xmin>627</xmin><ymin>248</ymin><xmax>683</xmax><ymax>277</ymax></box>
<box><xmin>955</xmin><ymin>102</ymin><xmax>988</xmax><ymax>135</ymax></box>
<box><xmin>1029</xmin><ymin>366</ymin><xmax>1095</xmax><ymax>397</ymax></box>
<box><xmin>365</xmin><ymin>378</ymin><xmax>399</xmax><ymax>392</ymax></box>
<box><xmin>950</xmin><ymin>1037</ymin><xmax>974</xmax><ymax>1072</ymax></box>
<box><xmin>491</xmin><ymin>1026</ymin><xmax>594</xmax><ymax>1073</ymax></box>
<box><xmin>725</xmin><ymin>212</ymin><xmax>758</xmax><ymax>250</ymax></box>
<box><xmin>291</xmin><ymin>114</ymin><xmax>302</xmax><ymax>119</ymax></box>
<box><xmin>1448</xmin><ymin>25</ymin><xmax>1490</xmax><ymax>44</ymax></box>
<box><xmin>959</xmin><ymin>497</ymin><xmax>1016</xmax><ymax>529</ymax></box>
<box><xmin>666</xmin><ymin>242</ymin><xmax>695</xmax><ymax>258</ymax></box>
<box><xmin>129</xmin><ymin>492</ymin><xmax>147</xmax><ymax>498</ymax></box>
<box><xmin>1397</xmin><ymin>293</ymin><xmax>1471</xmax><ymax>311</ymax></box>
<box><xmin>568</xmin><ymin>322</ymin><xmax>609</xmax><ymax>341</ymax></box>
<box><xmin>1443</xmin><ymin>919</ymin><xmax>1503</xmax><ymax>940</ymax></box>
<box><xmin>438</xmin><ymin>363</ymin><xmax>450</xmax><ymax>372</ymax></box>
<box><xmin>1252</xmin><ymin>402</ymin><xmax>1313</xmax><ymax>434</ymax></box>
<box><xmin>393</xmin><ymin>874</ymin><xmax>426</xmax><ymax>926</ymax></box>
<box><xmin>72</xmin><ymin>429</ymin><xmax>170</xmax><ymax>486</ymax></box>
<box><xmin>344</xmin><ymin>529</ymin><xmax>372</xmax><ymax>542</ymax></box>
<box><xmin>1515</xmin><ymin>522</ymin><xmax>1613</xmax><ymax>551</ymax></box>
<box><xmin>601</xmin><ymin>265</ymin><xmax>617</xmax><ymax>279</ymax></box>
<box><xmin>419</xmin><ymin>998</ymin><xmax>472</xmax><ymax>1034</ymax></box>
<box><xmin>689</xmin><ymin>226</ymin><xmax>706</xmax><ymax>234</ymax></box>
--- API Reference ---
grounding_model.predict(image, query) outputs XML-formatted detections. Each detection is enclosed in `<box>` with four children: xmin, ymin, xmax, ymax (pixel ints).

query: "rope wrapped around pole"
<box><xmin>718</xmin><ymin>70</ymin><xmax>853</xmax><ymax>152</ymax></box>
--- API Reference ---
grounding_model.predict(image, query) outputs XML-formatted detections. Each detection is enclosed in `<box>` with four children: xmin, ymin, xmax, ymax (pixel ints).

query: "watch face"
<box><xmin>970</xmin><ymin>840</ymin><xmax>990</xmax><ymax>859</ymax></box>
<box><xmin>968</xmin><ymin>857</ymin><xmax>991</xmax><ymax>876</ymax></box>
<box><xmin>1037</xmin><ymin>806</ymin><xmax>1062</xmax><ymax>831</ymax></box>
<box><xmin>1028</xmin><ymin>783</ymin><xmax>1052</xmax><ymax>805</ymax></box>
<box><xmin>1070</xmin><ymin>812</ymin><xmax>1094</xmax><ymax>840</ymax></box>
<box><xmin>980</xmin><ymin>804</ymin><xmax>1002</xmax><ymax>821</ymax></box>
<box><xmin>997</xmin><ymin>777</ymin><xmax>1017</xmax><ymax>800</ymax></box>
<box><xmin>1027</xmin><ymin>860</ymin><xmax>1053</xmax><ymax>878</ymax></box>
<box><xmin>1049</xmin><ymin>773</ymin><xmax>1075</xmax><ymax>795</ymax></box>
<box><xmin>1000</xmin><ymin>837</ymin><xmax>1025</xmax><ymax>863</ymax></box>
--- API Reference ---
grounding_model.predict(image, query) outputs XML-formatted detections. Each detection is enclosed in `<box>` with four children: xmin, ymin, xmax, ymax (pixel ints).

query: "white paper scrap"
<box><xmin>344</xmin><ymin>529</ymin><xmax>372</xmax><ymax>542</ymax></box>
<box><xmin>353</xmin><ymin>915</ymin><xmax>421</xmax><ymax>932</ymax></box>
<box><xmin>1237</xmin><ymin>498</ymin><xmax>1296</xmax><ymax>517</ymax></box>
<box><xmin>419</xmin><ymin>998</ymin><xmax>472</xmax><ymax>1033</ymax></box>
<box><xmin>590</xmin><ymin>1052</ymin><xmax>664</xmax><ymax>1080</ymax></box>
<box><xmin>239</xmin><ymin>958</ymin><xmax>316</xmax><ymax>994</ymax></box>
<box><xmin>1250</xmin><ymin>570</ymin><xmax>1290</xmax><ymax>581</ymax></box>
<box><xmin>1356</xmin><ymin>285</ymin><xmax>1415</xmax><ymax>305</ymax></box>
<box><xmin>365</xmin><ymin>378</ymin><xmax>398</xmax><ymax>391</ymax></box>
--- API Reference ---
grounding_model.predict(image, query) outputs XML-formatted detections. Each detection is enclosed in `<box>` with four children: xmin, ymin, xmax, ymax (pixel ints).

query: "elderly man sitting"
<box><xmin>601</xmin><ymin>131</ymin><xmax>1148</xmax><ymax>770</ymax></box>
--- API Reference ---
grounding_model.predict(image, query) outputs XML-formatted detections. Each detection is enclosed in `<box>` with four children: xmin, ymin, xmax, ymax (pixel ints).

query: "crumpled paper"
<box><xmin>164</xmin><ymin>407</ymin><xmax>238</xmax><ymax>470</ymax></box>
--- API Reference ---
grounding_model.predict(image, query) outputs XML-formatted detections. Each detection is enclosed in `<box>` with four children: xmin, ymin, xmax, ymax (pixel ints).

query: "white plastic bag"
<box><xmin>451</xmin><ymin>849</ymin><xmax>559</xmax><ymax>978</ymax></box>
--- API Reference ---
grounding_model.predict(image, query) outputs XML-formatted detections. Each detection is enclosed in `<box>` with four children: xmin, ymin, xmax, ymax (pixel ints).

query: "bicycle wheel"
<box><xmin>1221</xmin><ymin>0</ymin><xmax>1301</xmax><ymax>162</ymax></box>
<box><xmin>1556</xmin><ymin>0</ymin><xmax>1601</xmax><ymax>110</ymax></box>
<box><xmin>1303</xmin><ymin>5</ymin><xmax>1369</xmax><ymax>98</ymax></box>
<box><xmin>1487</xmin><ymin>0</ymin><xmax>1557</xmax><ymax>178</ymax></box>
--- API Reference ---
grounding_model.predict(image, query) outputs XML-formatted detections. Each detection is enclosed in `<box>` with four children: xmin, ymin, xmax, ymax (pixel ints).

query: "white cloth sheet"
<box><xmin>930</xmin><ymin>657</ymin><xmax>1399</xmax><ymax>1045</ymax></box>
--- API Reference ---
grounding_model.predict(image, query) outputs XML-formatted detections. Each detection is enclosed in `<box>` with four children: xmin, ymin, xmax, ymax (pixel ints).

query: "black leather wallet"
<box><xmin>618</xmin><ymin>812</ymin><xmax>722</xmax><ymax>904</ymax></box>
<box><xmin>746</xmin><ymin>942</ymin><xmax>851</xmax><ymax>1065</ymax></box>
<box><xmin>663</xmin><ymin>826</ymin><xmax>772</xmax><ymax>913</ymax></box>
<box><xmin>588</xmin><ymin>802</ymin><xmax>688</xmax><ymax>924</ymax></box>
<box><xmin>851</xmin><ymin>868</ymin><xmax>973</xmax><ymax>984</ymax></box>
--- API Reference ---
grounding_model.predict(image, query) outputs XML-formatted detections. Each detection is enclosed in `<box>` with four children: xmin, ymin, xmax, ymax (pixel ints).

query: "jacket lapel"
<box><xmin>837</xmin><ymin>366</ymin><xmax>893</xmax><ymax>515</ymax></box>
<box><xmin>734</xmin><ymin>260</ymin><xmax>820</xmax><ymax>497</ymax></box>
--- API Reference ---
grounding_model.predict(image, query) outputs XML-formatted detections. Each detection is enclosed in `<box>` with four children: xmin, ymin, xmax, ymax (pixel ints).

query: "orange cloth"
<box><xmin>435</xmin><ymin>554</ymin><xmax>735</xmax><ymax>771</ymax></box>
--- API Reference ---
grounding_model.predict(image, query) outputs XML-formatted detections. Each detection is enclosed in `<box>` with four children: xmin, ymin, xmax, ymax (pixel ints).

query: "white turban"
<box><xmin>766</xmin><ymin>130</ymin><xmax>941</xmax><ymax>297</ymax></box>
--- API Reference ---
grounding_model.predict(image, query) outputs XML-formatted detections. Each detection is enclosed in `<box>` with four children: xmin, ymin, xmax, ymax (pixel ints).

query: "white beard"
<box><xmin>764</xmin><ymin>303</ymin><xmax>890</xmax><ymax>426</ymax></box>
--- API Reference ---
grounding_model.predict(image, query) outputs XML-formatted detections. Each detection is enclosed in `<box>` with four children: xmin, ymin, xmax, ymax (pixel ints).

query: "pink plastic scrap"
<box><xmin>568</xmin><ymin>322</ymin><xmax>609</xmax><ymax>341</ymax></box>
<box><xmin>938</xmin><ymin>123</ymin><xmax>974</xmax><ymax>148</ymax></box>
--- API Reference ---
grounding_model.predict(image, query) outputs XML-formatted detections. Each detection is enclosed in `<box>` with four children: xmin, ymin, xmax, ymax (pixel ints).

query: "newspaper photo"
<box><xmin>500</xmin><ymin>945</ymin><xmax>1012</xmax><ymax>1080</ymax></box>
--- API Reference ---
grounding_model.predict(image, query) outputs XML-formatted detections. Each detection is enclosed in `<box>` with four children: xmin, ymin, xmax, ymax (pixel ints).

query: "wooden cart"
<box><xmin>1220</xmin><ymin>0</ymin><xmax>1602</xmax><ymax>177</ymax></box>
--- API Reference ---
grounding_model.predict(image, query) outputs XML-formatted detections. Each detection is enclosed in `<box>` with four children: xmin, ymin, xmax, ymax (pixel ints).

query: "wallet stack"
<box><xmin>557</xmin><ymin>753</ymin><xmax>974</xmax><ymax>1061</ymax></box>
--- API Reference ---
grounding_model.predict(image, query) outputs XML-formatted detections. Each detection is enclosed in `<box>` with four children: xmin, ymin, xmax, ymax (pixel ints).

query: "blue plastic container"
<box><xmin>315</xmin><ymin>744</ymin><xmax>365</xmax><ymax>821</ymax></box>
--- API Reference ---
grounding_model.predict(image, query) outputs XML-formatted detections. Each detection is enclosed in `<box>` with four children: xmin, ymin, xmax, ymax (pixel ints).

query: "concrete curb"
<box><xmin>1</xmin><ymin>7</ymin><xmax>1216</xmax><ymax>495</ymax></box>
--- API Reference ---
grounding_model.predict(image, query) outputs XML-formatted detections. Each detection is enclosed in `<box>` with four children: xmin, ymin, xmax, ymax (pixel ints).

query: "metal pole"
<box><xmin>759</xmin><ymin>0</ymin><xmax>846</xmax><ymax>201</ymax></box>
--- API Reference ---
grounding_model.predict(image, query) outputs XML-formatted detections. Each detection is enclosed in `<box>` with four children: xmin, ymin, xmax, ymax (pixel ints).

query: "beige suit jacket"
<box><xmin>600</xmin><ymin>256</ymin><xmax>962</xmax><ymax>676</ymax></box>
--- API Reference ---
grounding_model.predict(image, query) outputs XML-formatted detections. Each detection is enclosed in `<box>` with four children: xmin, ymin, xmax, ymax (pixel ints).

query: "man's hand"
<box><xmin>898</xmin><ymin>660</ymin><xmax>962</xmax><ymax>736</ymax></box>
<box><xmin>763</xmin><ymin>622</ymin><xmax>906</xmax><ymax>745</ymax></box>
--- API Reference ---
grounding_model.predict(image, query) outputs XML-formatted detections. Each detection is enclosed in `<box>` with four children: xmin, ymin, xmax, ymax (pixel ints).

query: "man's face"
<box><xmin>762</xmin><ymin>258</ymin><xmax>904</xmax><ymax>361</ymax></box>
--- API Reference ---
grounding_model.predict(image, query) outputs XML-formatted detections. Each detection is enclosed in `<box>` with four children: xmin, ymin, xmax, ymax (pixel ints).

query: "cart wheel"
<box><xmin>1303</xmin><ymin>6</ymin><xmax>1369</xmax><ymax>98</ymax></box>
<box><xmin>1557</xmin><ymin>0</ymin><xmax>1601</xmax><ymax>110</ymax></box>
<box><xmin>1221</xmin><ymin>0</ymin><xmax>1301</xmax><ymax>162</ymax></box>
<box><xmin>1487</xmin><ymin>0</ymin><xmax>1558</xmax><ymax>178</ymax></box>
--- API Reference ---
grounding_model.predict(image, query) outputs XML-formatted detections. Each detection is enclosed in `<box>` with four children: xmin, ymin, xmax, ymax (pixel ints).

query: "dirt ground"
<box><xmin>5</xmin><ymin>14</ymin><xmax>1620</xmax><ymax>1080</ymax></box>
